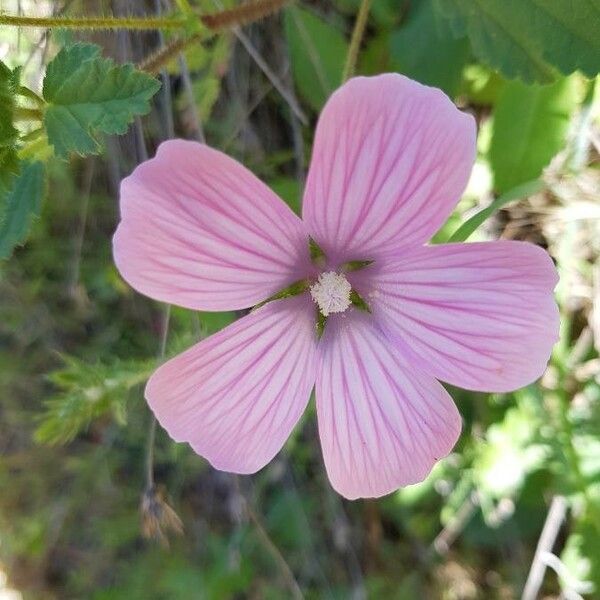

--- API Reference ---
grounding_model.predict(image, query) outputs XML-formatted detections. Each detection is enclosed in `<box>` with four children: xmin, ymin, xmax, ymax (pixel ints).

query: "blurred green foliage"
<box><xmin>285</xmin><ymin>5</ymin><xmax>347</xmax><ymax>110</ymax></box>
<box><xmin>0</xmin><ymin>0</ymin><xmax>599</xmax><ymax>598</ymax></box>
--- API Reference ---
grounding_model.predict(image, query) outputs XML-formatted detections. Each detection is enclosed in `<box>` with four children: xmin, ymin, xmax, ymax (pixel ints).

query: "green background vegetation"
<box><xmin>1</xmin><ymin>0</ymin><xmax>599</xmax><ymax>598</ymax></box>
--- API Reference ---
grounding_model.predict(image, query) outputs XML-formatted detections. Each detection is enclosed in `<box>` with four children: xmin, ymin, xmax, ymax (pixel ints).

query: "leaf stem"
<box><xmin>145</xmin><ymin>305</ymin><xmax>171</xmax><ymax>490</ymax></box>
<box><xmin>138</xmin><ymin>0</ymin><xmax>292</xmax><ymax>73</ymax></box>
<box><xmin>341</xmin><ymin>0</ymin><xmax>372</xmax><ymax>82</ymax></box>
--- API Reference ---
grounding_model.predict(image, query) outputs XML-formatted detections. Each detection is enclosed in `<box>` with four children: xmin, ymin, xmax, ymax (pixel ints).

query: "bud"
<box><xmin>141</xmin><ymin>485</ymin><xmax>183</xmax><ymax>547</ymax></box>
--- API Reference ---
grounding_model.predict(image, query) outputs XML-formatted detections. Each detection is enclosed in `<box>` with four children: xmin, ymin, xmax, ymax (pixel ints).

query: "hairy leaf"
<box><xmin>489</xmin><ymin>77</ymin><xmax>578</xmax><ymax>193</ymax></box>
<box><xmin>0</xmin><ymin>160</ymin><xmax>44</xmax><ymax>259</ymax></box>
<box><xmin>35</xmin><ymin>355</ymin><xmax>156</xmax><ymax>445</ymax></box>
<box><xmin>42</xmin><ymin>43</ymin><xmax>161</xmax><ymax>157</ymax></box>
<box><xmin>435</xmin><ymin>0</ymin><xmax>600</xmax><ymax>83</ymax></box>
<box><xmin>284</xmin><ymin>6</ymin><xmax>348</xmax><ymax>111</ymax></box>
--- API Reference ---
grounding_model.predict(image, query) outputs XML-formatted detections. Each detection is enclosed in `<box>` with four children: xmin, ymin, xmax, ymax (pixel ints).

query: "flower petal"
<box><xmin>302</xmin><ymin>74</ymin><xmax>476</xmax><ymax>263</ymax></box>
<box><xmin>113</xmin><ymin>140</ymin><xmax>310</xmax><ymax>311</ymax></box>
<box><xmin>146</xmin><ymin>297</ymin><xmax>317</xmax><ymax>474</ymax></box>
<box><xmin>316</xmin><ymin>313</ymin><xmax>461</xmax><ymax>499</ymax></box>
<box><xmin>356</xmin><ymin>241</ymin><xmax>559</xmax><ymax>392</ymax></box>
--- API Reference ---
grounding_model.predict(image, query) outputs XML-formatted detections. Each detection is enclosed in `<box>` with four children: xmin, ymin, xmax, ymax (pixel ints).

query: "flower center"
<box><xmin>310</xmin><ymin>271</ymin><xmax>352</xmax><ymax>317</ymax></box>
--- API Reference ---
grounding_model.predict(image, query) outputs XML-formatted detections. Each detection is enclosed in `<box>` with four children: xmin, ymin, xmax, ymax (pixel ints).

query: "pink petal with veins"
<box><xmin>303</xmin><ymin>74</ymin><xmax>476</xmax><ymax>264</ymax></box>
<box><xmin>146</xmin><ymin>296</ymin><xmax>318</xmax><ymax>474</ymax></box>
<box><xmin>316</xmin><ymin>311</ymin><xmax>461</xmax><ymax>499</ymax></box>
<box><xmin>114</xmin><ymin>140</ymin><xmax>310</xmax><ymax>312</ymax></box>
<box><xmin>352</xmin><ymin>241</ymin><xmax>559</xmax><ymax>393</ymax></box>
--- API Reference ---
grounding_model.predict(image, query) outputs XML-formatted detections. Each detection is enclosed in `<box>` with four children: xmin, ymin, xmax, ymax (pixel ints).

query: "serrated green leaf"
<box><xmin>390</xmin><ymin>0</ymin><xmax>470</xmax><ymax>97</ymax></box>
<box><xmin>435</xmin><ymin>0</ymin><xmax>600</xmax><ymax>83</ymax></box>
<box><xmin>489</xmin><ymin>77</ymin><xmax>578</xmax><ymax>193</ymax></box>
<box><xmin>0</xmin><ymin>61</ymin><xmax>20</xmax><ymax>147</ymax></box>
<box><xmin>42</xmin><ymin>43</ymin><xmax>161</xmax><ymax>157</ymax></box>
<box><xmin>0</xmin><ymin>160</ymin><xmax>44</xmax><ymax>258</ymax></box>
<box><xmin>284</xmin><ymin>6</ymin><xmax>348</xmax><ymax>111</ymax></box>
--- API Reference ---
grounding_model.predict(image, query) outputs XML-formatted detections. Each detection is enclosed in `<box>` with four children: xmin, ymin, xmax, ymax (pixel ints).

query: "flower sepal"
<box><xmin>251</xmin><ymin>278</ymin><xmax>310</xmax><ymax>312</ymax></box>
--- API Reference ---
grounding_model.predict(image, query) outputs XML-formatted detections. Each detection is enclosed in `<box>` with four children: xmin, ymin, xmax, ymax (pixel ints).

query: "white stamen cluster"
<box><xmin>310</xmin><ymin>271</ymin><xmax>352</xmax><ymax>317</ymax></box>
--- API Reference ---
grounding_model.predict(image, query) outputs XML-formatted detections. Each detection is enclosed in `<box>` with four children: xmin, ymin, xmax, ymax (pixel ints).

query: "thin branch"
<box><xmin>202</xmin><ymin>0</ymin><xmax>290</xmax><ymax>30</ymax></box>
<box><xmin>341</xmin><ymin>0</ymin><xmax>372</xmax><ymax>82</ymax></box>
<box><xmin>205</xmin><ymin>0</ymin><xmax>307</xmax><ymax>125</ymax></box>
<box><xmin>522</xmin><ymin>496</ymin><xmax>568</xmax><ymax>600</ymax></box>
<box><xmin>231</xmin><ymin>27</ymin><xmax>307</xmax><ymax>125</ymax></box>
<box><xmin>67</xmin><ymin>159</ymin><xmax>95</xmax><ymax>296</ymax></box>
<box><xmin>430</xmin><ymin>492</ymin><xmax>478</xmax><ymax>557</ymax></box>
<box><xmin>138</xmin><ymin>32</ymin><xmax>203</xmax><ymax>74</ymax></box>
<box><xmin>155</xmin><ymin>0</ymin><xmax>176</xmax><ymax>140</ymax></box>
<box><xmin>234</xmin><ymin>477</ymin><xmax>304</xmax><ymax>600</ymax></box>
<box><xmin>178</xmin><ymin>53</ymin><xmax>205</xmax><ymax>142</ymax></box>
<box><xmin>140</xmin><ymin>0</ymin><xmax>292</xmax><ymax>73</ymax></box>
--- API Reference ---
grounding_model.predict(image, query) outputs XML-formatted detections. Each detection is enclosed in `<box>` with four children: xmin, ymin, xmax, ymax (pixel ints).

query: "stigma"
<box><xmin>310</xmin><ymin>271</ymin><xmax>352</xmax><ymax>317</ymax></box>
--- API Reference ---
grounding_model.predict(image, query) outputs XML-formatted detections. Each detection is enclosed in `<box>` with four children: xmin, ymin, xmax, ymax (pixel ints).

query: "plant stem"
<box><xmin>145</xmin><ymin>305</ymin><xmax>171</xmax><ymax>490</ymax></box>
<box><xmin>14</xmin><ymin>107</ymin><xmax>43</xmax><ymax>121</ymax></box>
<box><xmin>201</xmin><ymin>0</ymin><xmax>289</xmax><ymax>30</ymax></box>
<box><xmin>342</xmin><ymin>0</ymin><xmax>372</xmax><ymax>82</ymax></box>
<box><xmin>234</xmin><ymin>477</ymin><xmax>304</xmax><ymax>600</ymax></box>
<box><xmin>1</xmin><ymin>0</ymin><xmax>290</xmax><ymax>32</ymax></box>
<box><xmin>0</xmin><ymin>13</ymin><xmax>187</xmax><ymax>30</ymax></box>
<box><xmin>139</xmin><ymin>32</ymin><xmax>205</xmax><ymax>74</ymax></box>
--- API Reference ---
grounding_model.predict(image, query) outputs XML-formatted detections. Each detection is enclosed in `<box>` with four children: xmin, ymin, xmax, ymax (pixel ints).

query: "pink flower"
<box><xmin>113</xmin><ymin>74</ymin><xmax>559</xmax><ymax>499</ymax></box>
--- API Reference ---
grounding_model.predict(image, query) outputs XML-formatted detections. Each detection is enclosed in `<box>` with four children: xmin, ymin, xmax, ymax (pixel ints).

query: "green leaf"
<box><xmin>42</xmin><ymin>43</ymin><xmax>161</xmax><ymax>158</ymax></box>
<box><xmin>489</xmin><ymin>77</ymin><xmax>578</xmax><ymax>193</ymax></box>
<box><xmin>0</xmin><ymin>160</ymin><xmax>45</xmax><ymax>259</ymax></box>
<box><xmin>461</xmin><ymin>64</ymin><xmax>506</xmax><ymax>106</ymax></box>
<box><xmin>0</xmin><ymin>146</ymin><xmax>20</xmax><ymax>197</ymax></box>
<box><xmin>390</xmin><ymin>0</ymin><xmax>470</xmax><ymax>97</ymax></box>
<box><xmin>435</xmin><ymin>0</ymin><xmax>600</xmax><ymax>83</ymax></box>
<box><xmin>448</xmin><ymin>179</ymin><xmax>544</xmax><ymax>242</ymax></box>
<box><xmin>0</xmin><ymin>61</ymin><xmax>20</xmax><ymax>147</ymax></box>
<box><xmin>284</xmin><ymin>6</ymin><xmax>348</xmax><ymax>111</ymax></box>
